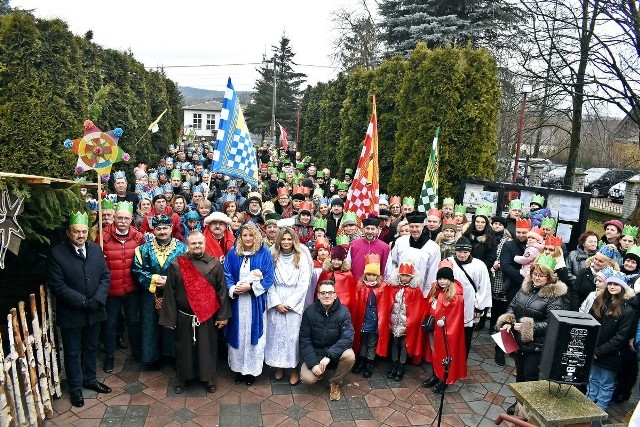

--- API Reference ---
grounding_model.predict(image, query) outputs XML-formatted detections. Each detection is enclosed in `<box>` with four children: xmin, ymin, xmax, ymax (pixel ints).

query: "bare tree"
<box><xmin>330</xmin><ymin>0</ymin><xmax>382</xmax><ymax>72</ymax></box>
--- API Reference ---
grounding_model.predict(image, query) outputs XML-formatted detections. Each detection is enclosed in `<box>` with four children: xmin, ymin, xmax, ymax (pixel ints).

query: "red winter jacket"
<box><xmin>99</xmin><ymin>224</ymin><xmax>146</xmax><ymax>297</ymax></box>
<box><xmin>139</xmin><ymin>206</ymin><xmax>184</xmax><ymax>241</ymax></box>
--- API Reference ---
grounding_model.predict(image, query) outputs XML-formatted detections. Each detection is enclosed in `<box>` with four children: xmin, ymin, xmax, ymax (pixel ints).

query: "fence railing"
<box><xmin>590</xmin><ymin>197</ymin><xmax>623</xmax><ymax>216</ymax></box>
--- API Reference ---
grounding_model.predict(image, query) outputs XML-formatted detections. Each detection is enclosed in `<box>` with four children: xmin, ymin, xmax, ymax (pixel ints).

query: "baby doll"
<box><xmin>514</xmin><ymin>227</ymin><xmax>545</xmax><ymax>277</ymax></box>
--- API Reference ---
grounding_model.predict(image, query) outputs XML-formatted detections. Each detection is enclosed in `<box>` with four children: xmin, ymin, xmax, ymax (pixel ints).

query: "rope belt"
<box><xmin>178</xmin><ymin>310</ymin><xmax>201</xmax><ymax>343</ymax></box>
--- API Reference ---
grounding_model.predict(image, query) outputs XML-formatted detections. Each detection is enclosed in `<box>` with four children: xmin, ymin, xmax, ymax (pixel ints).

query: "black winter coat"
<box><xmin>499</xmin><ymin>239</ymin><xmax>526</xmax><ymax>301</ymax></box>
<box><xmin>299</xmin><ymin>298</ymin><xmax>354</xmax><ymax>368</ymax></box>
<box><xmin>47</xmin><ymin>241</ymin><xmax>110</xmax><ymax>328</ymax></box>
<box><xmin>570</xmin><ymin>266</ymin><xmax>597</xmax><ymax>311</ymax></box>
<box><xmin>590</xmin><ymin>291</ymin><xmax>637</xmax><ymax>372</ymax></box>
<box><xmin>497</xmin><ymin>278</ymin><xmax>567</xmax><ymax>353</ymax></box>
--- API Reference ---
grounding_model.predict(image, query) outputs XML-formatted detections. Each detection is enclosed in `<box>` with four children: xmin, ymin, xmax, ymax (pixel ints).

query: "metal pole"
<box><xmin>512</xmin><ymin>91</ymin><xmax>529</xmax><ymax>183</ymax></box>
<box><xmin>271</xmin><ymin>55</ymin><xmax>277</xmax><ymax>147</ymax></box>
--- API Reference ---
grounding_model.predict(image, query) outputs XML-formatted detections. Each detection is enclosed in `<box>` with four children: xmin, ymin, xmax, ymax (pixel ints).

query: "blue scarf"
<box><xmin>223</xmin><ymin>246</ymin><xmax>274</xmax><ymax>348</ymax></box>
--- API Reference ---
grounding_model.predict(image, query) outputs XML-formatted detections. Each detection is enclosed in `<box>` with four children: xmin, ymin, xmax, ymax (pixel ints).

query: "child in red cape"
<box><xmin>386</xmin><ymin>260</ymin><xmax>427</xmax><ymax>381</ymax></box>
<box><xmin>422</xmin><ymin>260</ymin><xmax>467</xmax><ymax>393</ymax></box>
<box><xmin>318</xmin><ymin>245</ymin><xmax>357</xmax><ymax>316</ymax></box>
<box><xmin>350</xmin><ymin>254</ymin><xmax>392</xmax><ymax>378</ymax></box>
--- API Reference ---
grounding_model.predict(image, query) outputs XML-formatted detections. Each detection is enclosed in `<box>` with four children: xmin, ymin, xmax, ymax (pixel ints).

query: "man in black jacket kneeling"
<box><xmin>299</xmin><ymin>280</ymin><xmax>355</xmax><ymax>401</ymax></box>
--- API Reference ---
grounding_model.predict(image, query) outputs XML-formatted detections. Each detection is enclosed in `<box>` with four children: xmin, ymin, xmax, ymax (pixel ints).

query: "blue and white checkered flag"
<box><xmin>210</xmin><ymin>77</ymin><xmax>259</xmax><ymax>188</ymax></box>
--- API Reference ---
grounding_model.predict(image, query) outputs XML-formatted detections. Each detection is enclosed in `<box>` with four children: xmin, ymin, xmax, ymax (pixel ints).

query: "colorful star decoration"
<box><xmin>64</xmin><ymin>120</ymin><xmax>130</xmax><ymax>181</ymax></box>
<box><xmin>0</xmin><ymin>191</ymin><xmax>25</xmax><ymax>269</ymax></box>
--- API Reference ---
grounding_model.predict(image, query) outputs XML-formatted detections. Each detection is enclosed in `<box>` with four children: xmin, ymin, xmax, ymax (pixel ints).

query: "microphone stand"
<box><xmin>436</xmin><ymin>317</ymin><xmax>452</xmax><ymax>427</ymax></box>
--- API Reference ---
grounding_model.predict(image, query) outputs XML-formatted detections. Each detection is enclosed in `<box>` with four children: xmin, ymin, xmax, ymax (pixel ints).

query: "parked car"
<box><xmin>542</xmin><ymin>165</ymin><xmax>567</xmax><ymax>188</ymax></box>
<box><xmin>608</xmin><ymin>173</ymin><xmax>640</xmax><ymax>203</ymax></box>
<box><xmin>585</xmin><ymin>168</ymin><xmax>636</xmax><ymax>198</ymax></box>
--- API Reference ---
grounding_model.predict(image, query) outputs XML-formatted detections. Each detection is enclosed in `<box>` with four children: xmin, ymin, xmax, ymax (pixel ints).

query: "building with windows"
<box><xmin>182</xmin><ymin>101</ymin><xmax>222</xmax><ymax>139</ymax></box>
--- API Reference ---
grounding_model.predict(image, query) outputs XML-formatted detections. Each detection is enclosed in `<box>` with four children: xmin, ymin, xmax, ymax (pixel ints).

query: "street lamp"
<box><xmin>512</xmin><ymin>83</ymin><xmax>533</xmax><ymax>183</ymax></box>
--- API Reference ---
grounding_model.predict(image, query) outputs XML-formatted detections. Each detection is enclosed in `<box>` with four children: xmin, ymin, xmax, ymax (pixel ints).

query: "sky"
<box><xmin>11</xmin><ymin>0</ymin><xmax>374</xmax><ymax>92</ymax></box>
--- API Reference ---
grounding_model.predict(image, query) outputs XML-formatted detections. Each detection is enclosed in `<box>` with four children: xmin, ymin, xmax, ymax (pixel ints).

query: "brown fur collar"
<box><xmin>521</xmin><ymin>277</ymin><xmax>568</xmax><ymax>298</ymax></box>
<box><xmin>322</xmin><ymin>258</ymin><xmax>351</xmax><ymax>272</ymax></box>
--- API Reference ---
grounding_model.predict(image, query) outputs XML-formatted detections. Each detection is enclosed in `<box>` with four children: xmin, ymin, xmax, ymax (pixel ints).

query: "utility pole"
<box><xmin>271</xmin><ymin>55</ymin><xmax>277</xmax><ymax>147</ymax></box>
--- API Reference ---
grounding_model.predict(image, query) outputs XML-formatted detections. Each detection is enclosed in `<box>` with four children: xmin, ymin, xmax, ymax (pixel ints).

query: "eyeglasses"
<box><xmin>532</xmin><ymin>273</ymin><xmax>547</xmax><ymax>278</ymax></box>
<box><xmin>318</xmin><ymin>291</ymin><xmax>336</xmax><ymax>296</ymax></box>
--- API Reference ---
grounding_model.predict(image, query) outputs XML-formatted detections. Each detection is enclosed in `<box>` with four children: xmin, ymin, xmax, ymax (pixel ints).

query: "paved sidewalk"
<box><xmin>49</xmin><ymin>331</ymin><xmax>638</xmax><ymax>426</ymax></box>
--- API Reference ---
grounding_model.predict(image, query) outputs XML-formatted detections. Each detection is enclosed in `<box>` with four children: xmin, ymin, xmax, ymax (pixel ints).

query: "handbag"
<box><xmin>422</xmin><ymin>315</ymin><xmax>435</xmax><ymax>332</ymax></box>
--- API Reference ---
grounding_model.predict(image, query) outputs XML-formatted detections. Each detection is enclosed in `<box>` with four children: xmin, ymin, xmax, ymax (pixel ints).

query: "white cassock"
<box><xmin>448</xmin><ymin>256</ymin><xmax>492</xmax><ymax>327</ymax></box>
<box><xmin>265</xmin><ymin>250</ymin><xmax>311</xmax><ymax>368</ymax></box>
<box><xmin>385</xmin><ymin>235</ymin><xmax>440</xmax><ymax>296</ymax></box>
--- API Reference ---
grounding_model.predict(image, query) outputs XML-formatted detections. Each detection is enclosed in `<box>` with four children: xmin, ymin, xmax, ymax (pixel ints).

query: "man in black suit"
<box><xmin>48</xmin><ymin>212</ymin><xmax>112</xmax><ymax>407</ymax></box>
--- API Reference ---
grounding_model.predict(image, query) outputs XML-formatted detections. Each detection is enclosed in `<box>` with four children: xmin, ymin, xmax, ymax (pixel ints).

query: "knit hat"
<box><xmin>606</xmin><ymin>270</ymin><xmax>630</xmax><ymax>290</ymax></box>
<box><xmin>624</xmin><ymin>245</ymin><xmax>640</xmax><ymax>263</ymax></box>
<box><xmin>603</xmin><ymin>219</ymin><xmax>624</xmax><ymax>233</ymax></box>
<box><xmin>152</xmin><ymin>194</ymin><xmax>166</xmax><ymax>205</ymax></box>
<box><xmin>527</xmin><ymin>227</ymin><xmax>545</xmax><ymax>242</ymax></box>
<box><xmin>455</xmin><ymin>236</ymin><xmax>473</xmax><ymax>251</ymax></box>
<box><xmin>330</xmin><ymin>245</ymin><xmax>348</xmax><ymax>261</ymax></box>
<box><xmin>363</xmin><ymin>253</ymin><xmax>381</xmax><ymax>276</ymax></box>
<box><xmin>436</xmin><ymin>261</ymin><xmax>455</xmax><ymax>281</ymax></box>
<box><xmin>597</xmin><ymin>266</ymin><xmax>615</xmax><ymax>282</ymax></box>
<box><xmin>331</xmin><ymin>198</ymin><xmax>344</xmax><ymax>207</ymax></box>
<box><xmin>491</xmin><ymin>216</ymin><xmax>508</xmax><ymax>226</ymax></box>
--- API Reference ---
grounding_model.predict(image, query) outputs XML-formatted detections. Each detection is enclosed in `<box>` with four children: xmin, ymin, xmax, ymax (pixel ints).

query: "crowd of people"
<box><xmin>49</xmin><ymin>139</ymin><xmax>640</xmax><ymax>415</ymax></box>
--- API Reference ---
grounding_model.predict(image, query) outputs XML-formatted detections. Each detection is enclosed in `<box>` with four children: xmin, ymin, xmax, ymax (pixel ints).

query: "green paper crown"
<box><xmin>296</xmin><ymin>163</ymin><xmax>305</xmax><ymax>170</ymax></box>
<box><xmin>302</xmin><ymin>156</ymin><xmax>312</xmax><ymax>164</ymax></box>
<box><xmin>316</xmin><ymin>171</ymin><xmax>325</xmax><ymax>178</ymax></box>
<box><xmin>293</xmin><ymin>177</ymin><xmax>301</xmax><ymax>185</ymax></box>
<box><xmin>509</xmin><ymin>199</ymin><xmax>523</xmax><ymax>210</ymax></box>
<box><xmin>313</xmin><ymin>217</ymin><xmax>328</xmax><ymax>230</ymax></box>
<box><xmin>278</xmin><ymin>172</ymin><xmax>286</xmax><ymax>179</ymax></box>
<box><xmin>622</xmin><ymin>224</ymin><xmax>639</xmax><ymax>238</ymax></box>
<box><xmin>101</xmin><ymin>198</ymin><xmax>115</xmax><ymax>210</ymax></box>
<box><xmin>402</xmin><ymin>196</ymin><xmax>416</xmax><ymax>207</ymax></box>
<box><xmin>269</xmin><ymin>168</ymin><xmax>278</xmax><ymax>175</ymax></box>
<box><xmin>115</xmin><ymin>201</ymin><xmax>134</xmax><ymax>214</ymax></box>
<box><xmin>530</xmin><ymin>194</ymin><xmax>545</xmax><ymax>206</ymax></box>
<box><xmin>331</xmin><ymin>178</ymin><xmax>339</xmax><ymax>186</ymax></box>
<box><xmin>541</xmin><ymin>217</ymin><xmax>557</xmax><ymax>229</ymax></box>
<box><xmin>475</xmin><ymin>205</ymin><xmax>492</xmax><ymax>218</ymax></box>
<box><xmin>345</xmin><ymin>168</ymin><xmax>354</xmax><ymax>175</ymax></box>
<box><xmin>70</xmin><ymin>211</ymin><xmax>89</xmax><ymax>227</ymax></box>
<box><xmin>442</xmin><ymin>197</ymin><xmax>455</xmax><ymax>207</ymax></box>
<box><xmin>170</xmin><ymin>169</ymin><xmax>182</xmax><ymax>179</ymax></box>
<box><xmin>342</xmin><ymin>211</ymin><xmax>359</xmax><ymax>224</ymax></box>
<box><xmin>454</xmin><ymin>204</ymin><xmax>467</xmax><ymax>214</ymax></box>
<box><xmin>337</xmin><ymin>182</ymin><xmax>349</xmax><ymax>191</ymax></box>
<box><xmin>313</xmin><ymin>188</ymin><xmax>324</xmax><ymax>197</ymax></box>
<box><xmin>535</xmin><ymin>254</ymin><xmax>557</xmax><ymax>271</ymax></box>
<box><xmin>626</xmin><ymin>245</ymin><xmax>640</xmax><ymax>258</ymax></box>
<box><xmin>336</xmin><ymin>235</ymin><xmax>350</xmax><ymax>245</ymax></box>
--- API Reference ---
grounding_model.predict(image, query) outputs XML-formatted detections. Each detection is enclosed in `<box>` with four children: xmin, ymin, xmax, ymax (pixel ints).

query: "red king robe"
<box><xmin>423</xmin><ymin>280</ymin><xmax>467</xmax><ymax>384</ymax></box>
<box><xmin>387</xmin><ymin>283</ymin><xmax>427</xmax><ymax>363</ymax></box>
<box><xmin>351</xmin><ymin>281</ymin><xmax>393</xmax><ymax>357</ymax></box>
<box><xmin>318</xmin><ymin>260</ymin><xmax>357</xmax><ymax>317</ymax></box>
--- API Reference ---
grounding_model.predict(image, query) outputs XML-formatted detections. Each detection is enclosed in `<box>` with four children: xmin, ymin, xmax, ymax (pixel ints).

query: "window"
<box><xmin>193</xmin><ymin>113</ymin><xmax>202</xmax><ymax>130</ymax></box>
<box><xmin>206</xmin><ymin>114</ymin><xmax>215</xmax><ymax>130</ymax></box>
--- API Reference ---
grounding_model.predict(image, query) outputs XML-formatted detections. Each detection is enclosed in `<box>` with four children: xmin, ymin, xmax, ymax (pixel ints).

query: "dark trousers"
<box><xmin>514</xmin><ymin>350</ymin><xmax>541</xmax><ymax>382</ymax></box>
<box><xmin>614</xmin><ymin>345</ymin><xmax>638</xmax><ymax>399</ymax></box>
<box><xmin>490</xmin><ymin>298</ymin><xmax>510</xmax><ymax>333</ymax></box>
<box><xmin>465</xmin><ymin>326</ymin><xmax>473</xmax><ymax>358</ymax></box>
<box><xmin>104</xmin><ymin>291</ymin><xmax>141</xmax><ymax>358</ymax></box>
<box><xmin>390</xmin><ymin>336</ymin><xmax>407</xmax><ymax>363</ymax></box>
<box><xmin>60</xmin><ymin>322</ymin><xmax>101</xmax><ymax>391</ymax></box>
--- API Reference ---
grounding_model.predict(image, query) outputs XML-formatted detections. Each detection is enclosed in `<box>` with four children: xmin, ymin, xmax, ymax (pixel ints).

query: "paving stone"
<box><xmin>123</xmin><ymin>381</ymin><xmax>147</xmax><ymax>395</ymax></box>
<box><xmin>458</xmin><ymin>388</ymin><xmax>485</xmax><ymax>402</ymax></box>
<box><xmin>290</xmin><ymin>384</ymin><xmax>311</xmax><ymax>394</ymax></box>
<box><xmin>271</xmin><ymin>383</ymin><xmax>292</xmax><ymax>395</ymax></box>
<box><xmin>350</xmin><ymin>407</ymin><xmax>373</xmax><ymax>420</ymax></box>
<box><xmin>458</xmin><ymin>413</ymin><xmax>484</xmax><ymax>427</ymax></box>
<box><xmin>104</xmin><ymin>405</ymin><xmax>128</xmax><ymax>418</ymax></box>
<box><xmin>99</xmin><ymin>418</ymin><xmax>123</xmax><ymax>427</ymax></box>
<box><xmin>330</xmin><ymin>408</ymin><xmax>354</xmax><ymax>422</ymax></box>
<box><xmin>327</xmin><ymin>397</ymin><xmax>349</xmax><ymax>410</ymax></box>
<box><xmin>122</xmin><ymin>416</ymin><xmax>146</xmax><ymax>427</ymax></box>
<box><xmin>346</xmin><ymin>397</ymin><xmax>368</xmax><ymax>409</ymax></box>
<box><xmin>241</xmin><ymin>415</ymin><xmax>263</xmax><ymax>426</ymax></box>
<box><xmin>126</xmin><ymin>405</ymin><xmax>149</xmax><ymax>418</ymax></box>
<box><xmin>240</xmin><ymin>404</ymin><xmax>261</xmax><ymax>416</ymax></box>
<box><xmin>488</xmin><ymin>371</ymin><xmax>511</xmax><ymax>383</ymax></box>
<box><xmin>285</xmin><ymin>404</ymin><xmax>309</xmax><ymax>420</ymax></box>
<box><xmin>467</xmin><ymin>399</ymin><xmax>492</xmax><ymax>416</ymax></box>
<box><xmin>171</xmin><ymin>407</ymin><xmax>196</xmax><ymax>424</ymax></box>
<box><xmin>368</xmin><ymin>379</ymin><xmax>390</xmax><ymax>389</ymax></box>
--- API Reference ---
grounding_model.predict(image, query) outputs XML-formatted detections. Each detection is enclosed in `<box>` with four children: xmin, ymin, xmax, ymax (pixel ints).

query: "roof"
<box><xmin>0</xmin><ymin>172</ymin><xmax>98</xmax><ymax>188</ymax></box>
<box><xmin>182</xmin><ymin>101</ymin><xmax>222</xmax><ymax>112</ymax></box>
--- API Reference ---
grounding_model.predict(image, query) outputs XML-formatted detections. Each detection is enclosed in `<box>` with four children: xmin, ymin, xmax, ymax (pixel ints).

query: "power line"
<box><xmin>146</xmin><ymin>62</ymin><xmax>335</xmax><ymax>70</ymax></box>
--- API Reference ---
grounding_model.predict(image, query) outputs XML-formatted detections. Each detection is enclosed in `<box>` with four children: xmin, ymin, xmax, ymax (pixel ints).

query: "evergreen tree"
<box><xmin>378</xmin><ymin>0</ymin><xmax>524</xmax><ymax>55</ymax></box>
<box><xmin>315</xmin><ymin>74</ymin><xmax>348</xmax><ymax>168</ymax></box>
<box><xmin>245</xmin><ymin>34</ymin><xmax>306</xmax><ymax>143</ymax></box>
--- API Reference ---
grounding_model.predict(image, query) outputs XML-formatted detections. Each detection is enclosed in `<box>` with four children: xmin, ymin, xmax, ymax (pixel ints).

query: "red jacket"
<box><xmin>99</xmin><ymin>224</ymin><xmax>146</xmax><ymax>297</ymax></box>
<box><xmin>139</xmin><ymin>206</ymin><xmax>184</xmax><ymax>241</ymax></box>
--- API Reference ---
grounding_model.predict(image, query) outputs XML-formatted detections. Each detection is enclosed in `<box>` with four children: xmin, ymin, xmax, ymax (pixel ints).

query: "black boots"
<box><xmin>362</xmin><ymin>360</ymin><xmax>375</xmax><ymax>378</ymax></box>
<box><xmin>433</xmin><ymin>381</ymin><xmax>447</xmax><ymax>394</ymax></box>
<box><xmin>494</xmin><ymin>346</ymin><xmax>505</xmax><ymax>367</ymax></box>
<box><xmin>387</xmin><ymin>361</ymin><xmax>399</xmax><ymax>379</ymax></box>
<box><xmin>103</xmin><ymin>357</ymin><xmax>114</xmax><ymax>373</ymax></box>
<box><xmin>422</xmin><ymin>376</ymin><xmax>439</xmax><ymax>388</ymax></box>
<box><xmin>393</xmin><ymin>363</ymin><xmax>405</xmax><ymax>381</ymax></box>
<box><xmin>352</xmin><ymin>357</ymin><xmax>365</xmax><ymax>374</ymax></box>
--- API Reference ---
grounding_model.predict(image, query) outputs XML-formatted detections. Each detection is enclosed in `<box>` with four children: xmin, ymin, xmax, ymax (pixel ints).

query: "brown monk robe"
<box><xmin>159</xmin><ymin>231</ymin><xmax>231</xmax><ymax>394</ymax></box>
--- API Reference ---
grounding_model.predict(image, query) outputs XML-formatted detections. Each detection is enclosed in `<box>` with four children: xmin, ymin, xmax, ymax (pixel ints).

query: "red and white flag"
<box><xmin>278</xmin><ymin>123</ymin><xmax>289</xmax><ymax>150</ymax></box>
<box><xmin>344</xmin><ymin>96</ymin><xmax>379</xmax><ymax>219</ymax></box>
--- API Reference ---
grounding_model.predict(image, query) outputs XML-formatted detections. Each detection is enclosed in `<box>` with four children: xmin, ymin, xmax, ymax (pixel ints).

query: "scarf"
<box><xmin>177</xmin><ymin>256</ymin><xmax>220</xmax><ymax>323</ymax></box>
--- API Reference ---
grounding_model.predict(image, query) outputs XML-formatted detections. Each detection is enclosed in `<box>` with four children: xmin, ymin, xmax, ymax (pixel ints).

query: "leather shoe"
<box><xmin>422</xmin><ymin>376</ymin><xmax>439</xmax><ymax>388</ymax></box>
<box><xmin>234</xmin><ymin>373</ymin><xmax>244</xmax><ymax>384</ymax></box>
<box><xmin>70</xmin><ymin>389</ymin><xmax>84</xmax><ymax>407</ymax></box>
<box><xmin>245</xmin><ymin>375</ymin><xmax>256</xmax><ymax>386</ymax></box>
<box><xmin>103</xmin><ymin>357</ymin><xmax>114</xmax><ymax>373</ymax></box>
<box><xmin>174</xmin><ymin>381</ymin><xmax>185</xmax><ymax>394</ymax></box>
<box><xmin>506</xmin><ymin>402</ymin><xmax>517</xmax><ymax>415</ymax></box>
<box><xmin>83</xmin><ymin>381</ymin><xmax>112</xmax><ymax>394</ymax></box>
<box><xmin>117</xmin><ymin>336</ymin><xmax>129</xmax><ymax>349</ymax></box>
<box><xmin>206</xmin><ymin>381</ymin><xmax>217</xmax><ymax>393</ymax></box>
<box><xmin>433</xmin><ymin>381</ymin><xmax>448</xmax><ymax>394</ymax></box>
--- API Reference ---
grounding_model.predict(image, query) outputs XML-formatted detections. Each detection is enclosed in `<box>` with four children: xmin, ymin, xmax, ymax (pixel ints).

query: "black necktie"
<box><xmin>78</xmin><ymin>248</ymin><xmax>85</xmax><ymax>258</ymax></box>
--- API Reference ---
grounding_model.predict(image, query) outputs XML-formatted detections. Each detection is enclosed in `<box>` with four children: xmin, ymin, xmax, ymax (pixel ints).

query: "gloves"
<box><xmin>82</xmin><ymin>298</ymin><xmax>99</xmax><ymax>312</ymax></box>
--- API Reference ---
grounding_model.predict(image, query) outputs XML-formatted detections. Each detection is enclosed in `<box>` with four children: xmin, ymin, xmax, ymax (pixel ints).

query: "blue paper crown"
<box><xmin>148</xmin><ymin>172</ymin><xmax>159</xmax><ymax>180</ymax></box>
<box><xmin>149</xmin><ymin>187</ymin><xmax>164</xmax><ymax>197</ymax></box>
<box><xmin>135</xmin><ymin>183</ymin><xmax>145</xmax><ymax>191</ymax></box>
<box><xmin>112</xmin><ymin>171</ymin><xmax>126</xmax><ymax>180</ymax></box>
<box><xmin>597</xmin><ymin>244</ymin><xmax>618</xmax><ymax>260</ymax></box>
<box><xmin>192</xmin><ymin>185</ymin><xmax>204</xmax><ymax>194</ymax></box>
<box><xmin>227</xmin><ymin>180</ymin><xmax>238</xmax><ymax>188</ymax></box>
<box><xmin>379</xmin><ymin>194</ymin><xmax>389</xmax><ymax>202</ymax></box>
<box><xmin>317</xmin><ymin>197</ymin><xmax>330</xmax><ymax>206</ymax></box>
<box><xmin>86</xmin><ymin>198</ymin><xmax>98</xmax><ymax>211</ymax></box>
<box><xmin>157</xmin><ymin>167</ymin><xmax>167</xmax><ymax>175</ymax></box>
<box><xmin>181</xmin><ymin>182</ymin><xmax>191</xmax><ymax>189</ymax></box>
<box><xmin>162</xmin><ymin>183</ymin><xmax>173</xmax><ymax>192</ymax></box>
<box><xmin>165</xmin><ymin>157</ymin><xmax>174</xmax><ymax>163</ymax></box>
<box><xmin>138</xmin><ymin>192</ymin><xmax>152</xmax><ymax>201</ymax></box>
